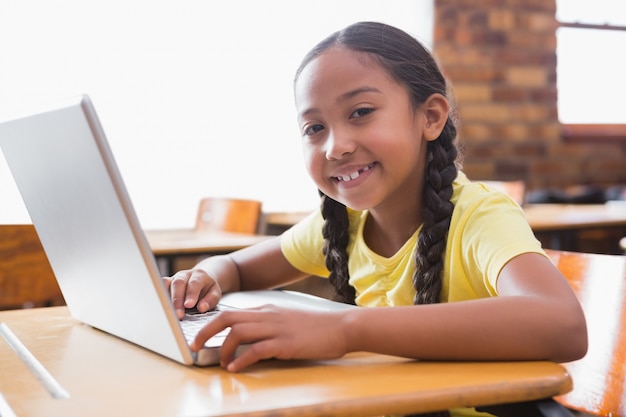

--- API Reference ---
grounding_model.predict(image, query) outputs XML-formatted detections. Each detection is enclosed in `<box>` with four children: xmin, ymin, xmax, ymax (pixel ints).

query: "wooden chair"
<box><xmin>162</xmin><ymin>197</ymin><xmax>265</xmax><ymax>272</ymax></box>
<box><xmin>0</xmin><ymin>224</ymin><xmax>64</xmax><ymax>310</ymax></box>
<box><xmin>195</xmin><ymin>197</ymin><xmax>263</xmax><ymax>234</ymax></box>
<box><xmin>545</xmin><ymin>249</ymin><xmax>626</xmax><ymax>417</ymax></box>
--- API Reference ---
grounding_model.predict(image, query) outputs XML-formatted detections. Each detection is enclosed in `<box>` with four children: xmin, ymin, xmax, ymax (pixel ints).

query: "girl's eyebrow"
<box><xmin>338</xmin><ymin>86</ymin><xmax>382</xmax><ymax>102</ymax></box>
<box><xmin>298</xmin><ymin>86</ymin><xmax>382</xmax><ymax>120</ymax></box>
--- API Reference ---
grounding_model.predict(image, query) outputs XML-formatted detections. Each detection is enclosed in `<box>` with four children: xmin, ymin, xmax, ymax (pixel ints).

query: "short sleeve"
<box><xmin>280</xmin><ymin>210</ymin><xmax>330</xmax><ymax>278</ymax></box>
<box><xmin>449</xmin><ymin>184</ymin><xmax>547</xmax><ymax>297</ymax></box>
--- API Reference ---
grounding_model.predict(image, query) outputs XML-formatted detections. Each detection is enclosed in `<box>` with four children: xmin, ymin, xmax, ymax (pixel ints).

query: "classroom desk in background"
<box><xmin>265</xmin><ymin>204</ymin><xmax>626</xmax><ymax>232</ymax></box>
<box><xmin>145</xmin><ymin>229</ymin><xmax>273</xmax><ymax>275</ymax></box>
<box><xmin>0</xmin><ymin>306</ymin><xmax>572</xmax><ymax>417</ymax></box>
<box><xmin>522</xmin><ymin>203</ymin><xmax>626</xmax><ymax>231</ymax></box>
<box><xmin>265</xmin><ymin>203</ymin><xmax>626</xmax><ymax>253</ymax></box>
<box><xmin>522</xmin><ymin>203</ymin><xmax>626</xmax><ymax>252</ymax></box>
<box><xmin>145</xmin><ymin>203</ymin><xmax>626</xmax><ymax>274</ymax></box>
<box><xmin>147</xmin><ymin>229</ymin><xmax>272</xmax><ymax>256</ymax></box>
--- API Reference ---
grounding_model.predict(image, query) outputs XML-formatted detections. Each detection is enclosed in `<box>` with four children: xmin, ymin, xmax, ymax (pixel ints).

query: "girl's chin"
<box><xmin>317</xmin><ymin>187</ymin><xmax>375</xmax><ymax>210</ymax></box>
<box><xmin>331</xmin><ymin>196</ymin><xmax>374</xmax><ymax>211</ymax></box>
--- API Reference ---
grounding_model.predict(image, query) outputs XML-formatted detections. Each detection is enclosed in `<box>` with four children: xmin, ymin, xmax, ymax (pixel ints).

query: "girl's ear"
<box><xmin>420</xmin><ymin>93</ymin><xmax>450</xmax><ymax>142</ymax></box>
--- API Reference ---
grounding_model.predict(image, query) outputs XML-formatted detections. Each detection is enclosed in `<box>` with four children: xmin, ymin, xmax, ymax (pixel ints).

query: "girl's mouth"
<box><xmin>333</xmin><ymin>163</ymin><xmax>376</xmax><ymax>183</ymax></box>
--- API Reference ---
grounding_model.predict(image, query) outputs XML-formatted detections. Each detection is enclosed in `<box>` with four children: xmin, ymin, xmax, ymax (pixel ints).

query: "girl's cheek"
<box><xmin>304</xmin><ymin>155</ymin><xmax>327</xmax><ymax>189</ymax></box>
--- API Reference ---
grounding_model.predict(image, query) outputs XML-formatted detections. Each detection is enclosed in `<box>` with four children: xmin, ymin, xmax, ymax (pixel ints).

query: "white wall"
<box><xmin>0</xmin><ymin>0</ymin><xmax>433</xmax><ymax>229</ymax></box>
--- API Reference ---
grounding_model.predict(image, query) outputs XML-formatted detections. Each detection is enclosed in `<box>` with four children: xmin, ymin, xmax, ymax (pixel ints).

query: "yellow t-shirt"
<box><xmin>280</xmin><ymin>172</ymin><xmax>546</xmax><ymax>306</ymax></box>
<box><xmin>280</xmin><ymin>172</ymin><xmax>547</xmax><ymax>417</ymax></box>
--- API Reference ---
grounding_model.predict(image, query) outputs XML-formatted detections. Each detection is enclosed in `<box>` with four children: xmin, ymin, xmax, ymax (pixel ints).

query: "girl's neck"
<box><xmin>363</xmin><ymin>201</ymin><xmax>422</xmax><ymax>258</ymax></box>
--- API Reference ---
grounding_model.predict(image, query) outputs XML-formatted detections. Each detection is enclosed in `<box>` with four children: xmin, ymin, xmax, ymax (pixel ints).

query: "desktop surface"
<box><xmin>0</xmin><ymin>307</ymin><xmax>572</xmax><ymax>417</ymax></box>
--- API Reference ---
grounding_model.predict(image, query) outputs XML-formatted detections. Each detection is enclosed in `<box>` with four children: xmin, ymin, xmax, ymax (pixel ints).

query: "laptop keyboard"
<box><xmin>180</xmin><ymin>307</ymin><xmax>231</xmax><ymax>348</ymax></box>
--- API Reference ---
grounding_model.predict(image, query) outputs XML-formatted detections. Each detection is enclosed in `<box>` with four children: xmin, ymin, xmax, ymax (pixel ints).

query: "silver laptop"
<box><xmin>0</xmin><ymin>95</ymin><xmax>352</xmax><ymax>366</ymax></box>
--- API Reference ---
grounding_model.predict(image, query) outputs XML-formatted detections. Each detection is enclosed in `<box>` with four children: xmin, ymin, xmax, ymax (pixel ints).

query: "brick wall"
<box><xmin>433</xmin><ymin>0</ymin><xmax>626</xmax><ymax>192</ymax></box>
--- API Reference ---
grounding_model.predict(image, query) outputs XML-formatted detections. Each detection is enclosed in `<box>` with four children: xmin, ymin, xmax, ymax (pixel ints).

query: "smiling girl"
<box><xmin>165</xmin><ymin>21</ymin><xmax>587</xmax><ymax>417</ymax></box>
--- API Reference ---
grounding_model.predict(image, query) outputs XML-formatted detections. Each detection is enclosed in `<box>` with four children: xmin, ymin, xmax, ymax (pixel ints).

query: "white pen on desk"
<box><xmin>0</xmin><ymin>392</ymin><xmax>17</xmax><ymax>417</ymax></box>
<box><xmin>0</xmin><ymin>322</ymin><xmax>70</xmax><ymax>400</ymax></box>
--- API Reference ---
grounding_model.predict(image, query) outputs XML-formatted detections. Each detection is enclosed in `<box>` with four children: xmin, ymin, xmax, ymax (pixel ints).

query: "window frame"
<box><xmin>557</xmin><ymin>21</ymin><xmax>626</xmax><ymax>142</ymax></box>
<box><xmin>562</xmin><ymin>124</ymin><xmax>626</xmax><ymax>143</ymax></box>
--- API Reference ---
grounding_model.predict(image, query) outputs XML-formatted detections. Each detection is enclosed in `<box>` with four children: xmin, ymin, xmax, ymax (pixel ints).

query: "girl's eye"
<box><xmin>350</xmin><ymin>107</ymin><xmax>374</xmax><ymax>119</ymax></box>
<box><xmin>303</xmin><ymin>123</ymin><xmax>324</xmax><ymax>136</ymax></box>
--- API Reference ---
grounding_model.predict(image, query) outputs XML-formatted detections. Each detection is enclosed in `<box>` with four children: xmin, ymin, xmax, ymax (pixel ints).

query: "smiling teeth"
<box><xmin>341</xmin><ymin>172</ymin><xmax>358</xmax><ymax>181</ymax></box>
<box><xmin>337</xmin><ymin>164</ymin><xmax>373</xmax><ymax>182</ymax></box>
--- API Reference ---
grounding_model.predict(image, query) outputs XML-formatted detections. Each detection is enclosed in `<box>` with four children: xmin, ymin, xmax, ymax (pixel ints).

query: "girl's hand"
<box><xmin>191</xmin><ymin>306</ymin><xmax>349</xmax><ymax>372</ymax></box>
<box><xmin>163</xmin><ymin>269</ymin><xmax>222</xmax><ymax>319</ymax></box>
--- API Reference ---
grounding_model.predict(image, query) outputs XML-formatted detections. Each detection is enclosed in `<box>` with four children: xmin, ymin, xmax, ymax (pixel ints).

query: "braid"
<box><xmin>319</xmin><ymin>192</ymin><xmax>356</xmax><ymax>304</ymax></box>
<box><xmin>413</xmin><ymin>118</ymin><xmax>458</xmax><ymax>305</ymax></box>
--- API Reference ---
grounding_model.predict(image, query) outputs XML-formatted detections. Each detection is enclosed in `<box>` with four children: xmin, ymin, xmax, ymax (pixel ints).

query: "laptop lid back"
<box><xmin>0</xmin><ymin>95</ymin><xmax>194</xmax><ymax>364</ymax></box>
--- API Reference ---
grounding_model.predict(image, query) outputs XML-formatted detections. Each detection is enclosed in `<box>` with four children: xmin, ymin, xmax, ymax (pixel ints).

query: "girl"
<box><xmin>166</xmin><ymin>21</ymin><xmax>586</xmax><ymax>416</ymax></box>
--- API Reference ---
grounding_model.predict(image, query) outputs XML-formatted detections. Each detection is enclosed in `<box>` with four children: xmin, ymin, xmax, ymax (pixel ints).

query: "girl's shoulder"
<box><xmin>452</xmin><ymin>171</ymin><xmax>520</xmax><ymax>209</ymax></box>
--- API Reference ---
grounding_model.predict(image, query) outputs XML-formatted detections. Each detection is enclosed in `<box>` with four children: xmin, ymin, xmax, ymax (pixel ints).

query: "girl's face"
<box><xmin>295</xmin><ymin>47</ymin><xmax>434</xmax><ymax>212</ymax></box>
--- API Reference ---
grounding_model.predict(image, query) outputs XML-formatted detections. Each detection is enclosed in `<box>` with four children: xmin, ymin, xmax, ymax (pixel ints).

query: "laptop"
<box><xmin>0</xmin><ymin>94</ymin><xmax>352</xmax><ymax>366</ymax></box>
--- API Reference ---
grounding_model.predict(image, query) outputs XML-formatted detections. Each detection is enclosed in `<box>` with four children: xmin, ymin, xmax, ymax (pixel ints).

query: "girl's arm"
<box><xmin>166</xmin><ymin>237</ymin><xmax>309</xmax><ymax>319</ymax></box>
<box><xmin>191</xmin><ymin>252</ymin><xmax>587</xmax><ymax>372</ymax></box>
<box><xmin>342</xmin><ymin>252</ymin><xmax>587</xmax><ymax>362</ymax></box>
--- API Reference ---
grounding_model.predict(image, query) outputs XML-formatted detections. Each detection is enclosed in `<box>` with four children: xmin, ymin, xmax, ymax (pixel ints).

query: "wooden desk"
<box><xmin>146</xmin><ymin>230</ymin><xmax>272</xmax><ymax>256</ymax></box>
<box><xmin>267</xmin><ymin>204</ymin><xmax>626</xmax><ymax>233</ymax></box>
<box><xmin>145</xmin><ymin>230</ymin><xmax>273</xmax><ymax>275</ymax></box>
<box><xmin>0</xmin><ymin>307</ymin><xmax>572</xmax><ymax>417</ymax></box>
<box><xmin>266</xmin><ymin>204</ymin><xmax>626</xmax><ymax>253</ymax></box>
<box><xmin>264</xmin><ymin>211</ymin><xmax>313</xmax><ymax>235</ymax></box>
<box><xmin>523</xmin><ymin>203</ymin><xmax>626</xmax><ymax>252</ymax></box>
<box><xmin>147</xmin><ymin>203</ymin><xmax>626</xmax><ymax>273</ymax></box>
<box><xmin>545</xmin><ymin>249</ymin><xmax>626</xmax><ymax>416</ymax></box>
<box><xmin>522</xmin><ymin>203</ymin><xmax>626</xmax><ymax>232</ymax></box>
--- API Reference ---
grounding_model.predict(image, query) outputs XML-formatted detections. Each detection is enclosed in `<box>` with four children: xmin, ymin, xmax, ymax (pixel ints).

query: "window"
<box><xmin>0</xmin><ymin>0</ymin><xmax>433</xmax><ymax>228</ymax></box>
<box><xmin>556</xmin><ymin>0</ymin><xmax>626</xmax><ymax>141</ymax></box>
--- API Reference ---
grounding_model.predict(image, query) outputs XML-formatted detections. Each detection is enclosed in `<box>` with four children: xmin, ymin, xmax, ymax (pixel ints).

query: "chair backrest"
<box><xmin>195</xmin><ymin>197</ymin><xmax>263</xmax><ymax>234</ymax></box>
<box><xmin>481</xmin><ymin>180</ymin><xmax>526</xmax><ymax>205</ymax></box>
<box><xmin>0</xmin><ymin>224</ymin><xmax>64</xmax><ymax>310</ymax></box>
<box><xmin>545</xmin><ymin>249</ymin><xmax>626</xmax><ymax>417</ymax></box>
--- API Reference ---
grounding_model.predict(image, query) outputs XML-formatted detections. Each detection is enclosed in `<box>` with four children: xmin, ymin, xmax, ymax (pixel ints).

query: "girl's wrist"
<box><xmin>194</xmin><ymin>254</ymin><xmax>240</xmax><ymax>294</ymax></box>
<box><xmin>339</xmin><ymin>307</ymin><xmax>365</xmax><ymax>354</ymax></box>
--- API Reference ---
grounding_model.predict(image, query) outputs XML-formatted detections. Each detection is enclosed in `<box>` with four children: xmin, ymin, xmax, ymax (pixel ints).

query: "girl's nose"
<box><xmin>325</xmin><ymin>130</ymin><xmax>356</xmax><ymax>160</ymax></box>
